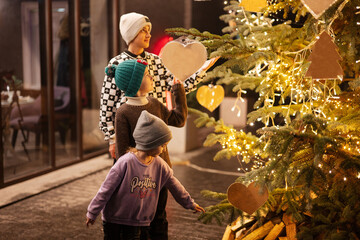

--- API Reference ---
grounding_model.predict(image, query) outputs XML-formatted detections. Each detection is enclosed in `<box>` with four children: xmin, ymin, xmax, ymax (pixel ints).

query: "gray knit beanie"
<box><xmin>119</xmin><ymin>12</ymin><xmax>152</xmax><ymax>45</ymax></box>
<box><xmin>133</xmin><ymin>110</ymin><xmax>172</xmax><ymax>151</ymax></box>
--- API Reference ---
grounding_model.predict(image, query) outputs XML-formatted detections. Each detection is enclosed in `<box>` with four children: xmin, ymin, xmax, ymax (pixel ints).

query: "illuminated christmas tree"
<box><xmin>167</xmin><ymin>0</ymin><xmax>360</xmax><ymax>238</ymax></box>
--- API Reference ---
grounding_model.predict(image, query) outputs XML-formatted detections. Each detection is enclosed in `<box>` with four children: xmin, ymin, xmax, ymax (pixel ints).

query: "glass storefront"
<box><xmin>0</xmin><ymin>0</ymin><xmax>108</xmax><ymax>187</ymax></box>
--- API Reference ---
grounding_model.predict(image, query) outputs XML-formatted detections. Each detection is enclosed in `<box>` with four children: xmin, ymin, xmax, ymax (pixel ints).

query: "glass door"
<box><xmin>1</xmin><ymin>1</ymin><xmax>51</xmax><ymax>181</ymax></box>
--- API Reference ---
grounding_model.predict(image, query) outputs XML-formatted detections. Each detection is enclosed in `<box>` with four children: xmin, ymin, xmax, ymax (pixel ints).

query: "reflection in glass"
<box><xmin>1</xmin><ymin>1</ymin><xmax>50</xmax><ymax>181</ymax></box>
<box><xmin>80</xmin><ymin>0</ymin><xmax>108</xmax><ymax>156</ymax></box>
<box><xmin>52</xmin><ymin>3</ymin><xmax>79</xmax><ymax>166</ymax></box>
<box><xmin>1</xmin><ymin>0</ymin><xmax>108</xmax><ymax>185</ymax></box>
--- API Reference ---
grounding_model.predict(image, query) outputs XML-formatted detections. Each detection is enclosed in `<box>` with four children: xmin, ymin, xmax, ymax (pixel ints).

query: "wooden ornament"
<box><xmin>227</xmin><ymin>182</ymin><xmax>269</xmax><ymax>215</ymax></box>
<box><xmin>301</xmin><ymin>0</ymin><xmax>340</xmax><ymax>19</ymax></box>
<box><xmin>305</xmin><ymin>32</ymin><xmax>344</xmax><ymax>80</ymax></box>
<box><xmin>239</xmin><ymin>0</ymin><xmax>268</xmax><ymax>12</ymax></box>
<box><xmin>160</xmin><ymin>37</ymin><xmax>207</xmax><ymax>82</ymax></box>
<box><xmin>196</xmin><ymin>85</ymin><xmax>225</xmax><ymax>112</ymax></box>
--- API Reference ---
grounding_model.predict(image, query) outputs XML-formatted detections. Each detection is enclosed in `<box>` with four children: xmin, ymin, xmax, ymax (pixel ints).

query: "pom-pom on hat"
<box><xmin>133</xmin><ymin>110</ymin><xmax>172</xmax><ymax>151</ymax></box>
<box><xmin>119</xmin><ymin>12</ymin><xmax>152</xmax><ymax>45</ymax></box>
<box><xmin>114</xmin><ymin>59</ymin><xmax>148</xmax><ymax>97</ymax></box>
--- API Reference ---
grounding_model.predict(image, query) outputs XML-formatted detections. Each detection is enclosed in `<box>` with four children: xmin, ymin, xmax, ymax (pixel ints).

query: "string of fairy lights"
<box><xmin>215</xmin><ymin>0</ymin><xmax>360</xmax><ymax>176</ymax></box>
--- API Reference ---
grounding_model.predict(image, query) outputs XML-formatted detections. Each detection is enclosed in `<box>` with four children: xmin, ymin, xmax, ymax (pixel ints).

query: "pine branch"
<box><xmin>165</xmin><ymin>28</ymin><xmax>245</xmax><ymax>51</ymax></box>
<box><xmin>200</xmin><ymin>190</ymin><xmax>227</xmax><ymax>200</ymax></box>
<box><xmin>198</xmin><ymin>202</ymin><xmax>243</xmax><ymax>225</ymax></box>
<box><xmin>189</xmin><ymin>108</ymin><xmax>260</xmax><ymax>163</ymax></box>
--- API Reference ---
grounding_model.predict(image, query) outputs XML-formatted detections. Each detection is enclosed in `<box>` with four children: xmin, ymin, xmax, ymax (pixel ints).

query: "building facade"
<box><xmin>0</xmin><ymin>0</ymin><xmax>225</xmax><ymax>188</ymax></box>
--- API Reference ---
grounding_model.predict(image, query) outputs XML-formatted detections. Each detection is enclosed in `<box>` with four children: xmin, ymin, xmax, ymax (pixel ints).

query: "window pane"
<box><xmin>82</xmin><ymin>0</ymin><xmax>108</xmax><ymax>155</ymax></box>
<box><xmin>52</xmin><ymin>2</ymin><xmax>80</xmax><ymax>166</ymax></box>
<box><xmin>1</xmin><ymin>1</ymin><xmax>51</xmax><ymax>182</ymax></box>
<box><xmin>0</xmin><ymin>0</ymin><xmax>109</xmax><ymax>185</ymax></box>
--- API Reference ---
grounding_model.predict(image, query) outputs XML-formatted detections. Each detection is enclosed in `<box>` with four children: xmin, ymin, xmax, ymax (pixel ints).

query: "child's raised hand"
<box><xmin>173</xmin><ymin>77</ymin><xmax>181</xmax><ymax>84</ymax></box>
<box><xmin>193</xmin><ymin>204</ymin><xmax>205</xmax><ymax>213</ymax></box>
<box><xmin>86</xmin><ymin>217</ymin><xmax>95</xmax><ymax>227</ymax></box>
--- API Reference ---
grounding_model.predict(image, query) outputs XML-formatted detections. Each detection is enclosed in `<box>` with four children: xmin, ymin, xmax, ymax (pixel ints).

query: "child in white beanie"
<box><xmin>86</xmin><ymin>110</ymin><xmax>205</xmax><ymax>240</ymax></box>
<box><xmin>99</xmin><ymin>12</ymin><xmax>208</xmax><ymax>160</ymax></box>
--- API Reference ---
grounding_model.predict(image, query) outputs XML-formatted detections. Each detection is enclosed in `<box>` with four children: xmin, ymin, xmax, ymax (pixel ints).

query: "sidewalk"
<box><xmin>0</xmin><ymin>146</ymin><xmax>242</xmax><ymax>239</ymax></box>
<box><xmin>0</xmin><ymin>154</ymin><xmax>113</xmax><ymax>208</ymax></box>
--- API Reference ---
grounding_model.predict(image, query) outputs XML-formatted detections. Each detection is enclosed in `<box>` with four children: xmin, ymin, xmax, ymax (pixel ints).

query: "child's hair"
<box><xmin>127</xmin><ymin>147</ymin><xmax>138</xmax><ymax>154</ymax></box>
<box><xmin>105</xmin><ymin>59</ymin><xmax>148</xmax><ymax>97</ymax></box>
<box><xmin>133</xmin><ymin>110</ymin><xmax>172</xmax><ymax>151</ymax></box>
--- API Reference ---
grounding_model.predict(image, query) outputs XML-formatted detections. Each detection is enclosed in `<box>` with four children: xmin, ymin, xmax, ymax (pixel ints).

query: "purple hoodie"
<box><xmin>87</xmin><ymin>152</ymin><xmax>196</xmax><ymax>226</ymax></box>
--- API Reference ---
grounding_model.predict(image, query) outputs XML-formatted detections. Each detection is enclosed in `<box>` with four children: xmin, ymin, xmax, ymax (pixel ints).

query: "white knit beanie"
<box><xmin>119</xmin><ymin>12</ymin><xmax>152</xmax><ymax>45</ymax></box>
<box><xmin>133</xmin><ymin>111</ymin><xmax>172</xmax><ymax>151</ymax></box>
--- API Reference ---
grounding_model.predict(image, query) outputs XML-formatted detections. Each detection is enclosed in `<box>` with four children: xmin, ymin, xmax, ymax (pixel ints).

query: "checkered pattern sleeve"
<box><xmin>99</xmin><ymin>54</ymin><xmax>129</xmax><ymax>142</ymax></box>
<box><xmin>144</xmin><ymin>53</ymin><xmax>169</xmax><ymax>105</ymax></box>
<box><xmin>182</xmin><ymin>70</ymin><xmax>206</xmax><ymax>94</ymax></box>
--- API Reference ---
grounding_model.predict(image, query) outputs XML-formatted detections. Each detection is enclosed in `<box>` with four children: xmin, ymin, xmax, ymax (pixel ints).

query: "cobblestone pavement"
<box><xmin>0</xmin><ymin>146</ymin><xmax>241</xmax><ymax>239</ymax></box>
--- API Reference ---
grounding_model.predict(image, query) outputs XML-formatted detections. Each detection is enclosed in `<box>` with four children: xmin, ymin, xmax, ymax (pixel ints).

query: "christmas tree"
<box><xmin>166</xmin><ymin>0</ymin><xmax>360</xmax><ymax>238</ymax></box>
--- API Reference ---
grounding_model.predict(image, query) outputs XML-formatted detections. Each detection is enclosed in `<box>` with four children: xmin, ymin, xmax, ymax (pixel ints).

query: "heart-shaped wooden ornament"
<box><xmin>301</xmin><ymin>0</ymin><xmax>339</xmax><ymax>19</ymax></box>
<box><xmin>227</xmin><ymin>182</ymin><xmax>269</xmax><ymax>215</ymax></box>
<box><xmin>160</xmin><ymin>38</ymin><xmax>207</xmax><ymax>82</ymax></box>
<box><xmin>196</xmin><ymin>85</ymin><xmax>224</xmax><ymax>112</ymax></box>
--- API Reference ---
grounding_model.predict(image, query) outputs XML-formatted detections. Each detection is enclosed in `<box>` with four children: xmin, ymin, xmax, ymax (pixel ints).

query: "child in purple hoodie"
<box><xmin>86</xmin><ymin>110</ymin><xmax>204</xmax><ymax>240</ymax></box>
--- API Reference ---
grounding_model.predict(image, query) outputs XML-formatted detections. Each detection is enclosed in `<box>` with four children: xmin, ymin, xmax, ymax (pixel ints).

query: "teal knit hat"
<box><xmin>113</xmin><ymin>59</ymin><xmax>148</xmax><ymax>97</ymax></box>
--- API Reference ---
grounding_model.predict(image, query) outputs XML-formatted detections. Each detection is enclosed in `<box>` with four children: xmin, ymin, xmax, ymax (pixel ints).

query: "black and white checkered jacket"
<box><xmin>99</xmin><ymin>50</ymin><xmax>205</xmax><ymax>143</ymax></box>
